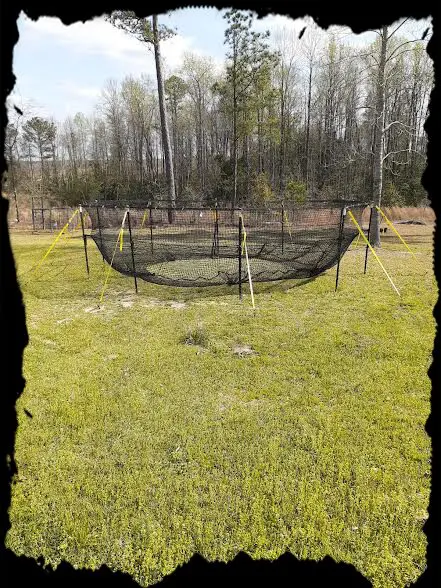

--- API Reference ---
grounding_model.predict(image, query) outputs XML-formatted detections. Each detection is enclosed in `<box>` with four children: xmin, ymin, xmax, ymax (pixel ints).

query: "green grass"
<box><xmin>7</xmin><ymin>226</ymin><xmax>436</xmax><ymax>587</ymax></box>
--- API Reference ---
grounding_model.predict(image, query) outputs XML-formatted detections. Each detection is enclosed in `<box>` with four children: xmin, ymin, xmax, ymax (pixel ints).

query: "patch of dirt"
<box><xmin>56</xmin><ymin>318</ymin><xmax>72</xmax><ymax>325</ymax></box>
<box><xmin>219</xmin><ymin>392</ymin><xmax>264</xmax><ymax>412</ymax></box>
<box><xmin>232</xmin><ymin>344</ymin><xmax>258</xmax><ymax>357</ymax></box>
<box><xmin>84</xmin><ymin>305</ymin><xmax>115</xmax><ymax>318</ymax></box>
<box><xmin>195</xmin><ymin>346</ymin><xmax>209</xmax><ymax>355</ymax></box>
<box><xmin>84</xmin><ymin>306</ymin><xmax>103</xmax><ymax>314</ymax></box>
<box><xmin>31</xmin><ymin>335</ymin><xmax>57</xmax><ymax>347</ymax></box>
<box><xmin>120</xmin><ymin>299</ymin><xmax>134</xmax><ymax>308</ymax></box>
<box><xmin>104</xmin><ymin>354</ymin><xmax>118</xmax><ymax>361</ymax></box>
<box><xmin>141</xmin><ymin>299</ymin><xmax>167</xmax><ymax>308</ymax></box>
<box><xmin>169</xmin><ymin>301</ymin><xmax>187</xmax><ymax>310</ymax></box>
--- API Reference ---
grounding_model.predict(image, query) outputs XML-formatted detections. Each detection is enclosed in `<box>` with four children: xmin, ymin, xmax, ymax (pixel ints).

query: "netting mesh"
<box><xmin>84</xmin><ymin>201</ymin><xmax>367</xmax><ymax>287</ymax></box>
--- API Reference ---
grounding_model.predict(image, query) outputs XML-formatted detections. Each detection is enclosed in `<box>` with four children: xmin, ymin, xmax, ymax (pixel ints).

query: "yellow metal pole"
<box><xmin>376</xmin><ymin>206</ymin><xmax>416</xmax><ymax>259</ymax></box>
<box><xmin>347</xmin><ymin>210</ymin><xmax>400</xmax><ymax>296</ymax></box>
<box><xmin>31</xmin><ymin>208</ymin><xmax>79</xmax><ymax>274</ymax></box>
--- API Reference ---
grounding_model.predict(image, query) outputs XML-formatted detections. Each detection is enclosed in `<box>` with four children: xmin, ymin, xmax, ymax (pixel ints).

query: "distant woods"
<box><xmin>3</xmin><ymin>11</ymin><xmax>432</xmax><ymax>213</ymax></box>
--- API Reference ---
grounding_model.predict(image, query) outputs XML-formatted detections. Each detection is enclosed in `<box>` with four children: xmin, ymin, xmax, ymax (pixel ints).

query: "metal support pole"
<box><xmin>31</xmin><ymin>197</ymin><xmax>35</xmax><ymax>231</ymax></box>
<box><xmin>281</xmin><ymin>202</ymin><xmax>285</xmax><ymax>253</ymax></box>
<box><xmin>79</xmin><ymin>205</ymin><xmax>90</xmax><ymax>276</ymax></box>
<box><xmin>238</xmin><ymin>212</ymin><xmax>243</xmax><ymax>301</ymax></box>
<box><xmin>49</xmin><ymin>207</ymin><xmax>53</xmax><ymax>233</ymax></box>
<box><xmin>335</xmin><ymin>206</ymin><xmax>346</xmax><ymax>292</ymax></box>
<box><xmin>126</xmin><ymin>209</ymin><xmax>138</xmax><ymax>294</ymax></box>
<box><xmin>41</xmin><ymin>197</ymin><xmax>45</xmax><ymax>230</ymax></box>
<box><xmin>211</xmin><ymin>203</ymin><xmax>219</xmax><ymax>258</ymax></box>
<box><xmin>215</xmin><ymin>204</ymin><xmax>219</xmax><ymax>256</ymax></box>
<box><xmin>149</xmin><ymin>204</ymin><xmax>154</xmax><ymax>255</ymax></box>
<box><xmin>364</xmin><ymin>205</ymin><xmax>374</xmax><ymax>274</ymax></box>
<box><xmin>96</xmin><ymin>205</ymin><xmax>105</xmax><ymax>263</ymax></box>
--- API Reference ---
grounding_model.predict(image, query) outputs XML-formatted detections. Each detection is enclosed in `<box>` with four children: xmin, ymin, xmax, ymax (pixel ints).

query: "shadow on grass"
<box><xmin>17</xmin><ymin>258</ymin><xmax>322</xmax><ymax>302</ymax></box>
<box><xmin>153</xmin><ymin>275</ymin><xmax>321</xmax><ymax>302</ymax></box>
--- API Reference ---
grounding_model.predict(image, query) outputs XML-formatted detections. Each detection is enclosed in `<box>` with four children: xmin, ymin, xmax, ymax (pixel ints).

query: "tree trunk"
<box><xmin>152</xmin><ymin>15</ymin><xmax>176</xmax><ymax>221</ymax></box>
<box><xmin>371</xmin><ymin>26</ymin><xmax>388</xmax><ymax>247</ymax></box>
<box><xmin>305</xmin><ymin>64</ymin><xmax>313</xmax><ymax>195</ymax></box>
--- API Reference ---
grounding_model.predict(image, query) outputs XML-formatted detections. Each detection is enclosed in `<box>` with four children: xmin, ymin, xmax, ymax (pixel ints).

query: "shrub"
<box><xmin>181</xmin><ymin>322</ymin><xmax>209</xmax><ymax>347</ymax></box>
<box><xmin>252</xmin><ymin>172</ymin><xmax>274</xmax><ymax>204</ymax></box>
<box><xmin>285</xmin><ymin>180</ymin><xmax>307</xmax><ymax>203</ymax></box>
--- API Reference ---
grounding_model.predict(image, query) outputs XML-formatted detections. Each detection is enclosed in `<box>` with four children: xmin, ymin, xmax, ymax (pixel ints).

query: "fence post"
<box><xmin>238</xmin><ymin>212</ymin><xmax>243</xmax><ymax>301</ymax></box>
<box><xmin>335</xmin><ymin>206</ymin><xmax>347</xmax><ymax>292</ymax></box>
<box><xmin>31</xmin><ymin>197</ymin><xmax>35</xmax><ymax>231</ymax></box>
<box><xmin>211</xmin><ymin>202</ymin><xmax>219</xmax><ymax>258</ymax></box>
<box><xmin>364</xmin><ymin>205</ymin><xmax>374</xmax><ymax>274</ymax></box>
<box><xmin>281</xmin><ymin>202</ymin><xmax>285</xmax><ymax>253</ymax></box>
<box><xmin>127</xmin><ymin>209</ymin><xmax>138</xmax><ymax>294</ymax></box>
<box><xmin>79</xmin><ymin>205</ymin><xmax>90</xmax><ymax>276</ymax></box>
<box><xmin>95</xmin><ymin>205</ymin><xmax>105</xmax><ymax>263</ymax></box>
<box><xmin>149</xmin><ymin>204</ymin><xmax>154</xmax><ymax>254</ymax></box>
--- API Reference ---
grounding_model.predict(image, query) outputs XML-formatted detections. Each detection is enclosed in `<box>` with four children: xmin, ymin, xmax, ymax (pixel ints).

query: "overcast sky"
<box><xmin>9</xmin><ymin>8</ymin><xmax>431</xmax><ymax>123</ymax></box>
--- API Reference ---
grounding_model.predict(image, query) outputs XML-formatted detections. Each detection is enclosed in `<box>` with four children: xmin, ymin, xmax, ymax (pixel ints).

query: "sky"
<box><xmin>8</xmin><ymin>8</ymin><xmax>431</xmax><ymax>124</ymax></box>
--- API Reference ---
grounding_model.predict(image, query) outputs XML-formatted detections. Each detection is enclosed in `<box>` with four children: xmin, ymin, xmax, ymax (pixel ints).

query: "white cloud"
<box><xmin>18</xmin><ymin>12</ymin><xmax>205</xmax><ymax>75</ymax></box>
<box><xmin>57</xmin><ymin>81</ymin><xmax>102</xmax><ymax>100</ymax></box>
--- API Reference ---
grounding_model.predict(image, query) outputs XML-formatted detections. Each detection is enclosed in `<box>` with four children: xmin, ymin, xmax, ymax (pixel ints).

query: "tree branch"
<box><xmin>386</xmin><ymin>39</ymin><xmax>421</xmax><ymax>63</ymax></box>
<box><xmin>383</xmin><ymin>120</ymin><xmax>415</xmax><ymax>133</ymax></box>
<box><xmin>382</xmin><ymin>148</ymin><xmax>421</xmax><ymax>162</ymax></box>
<box><xmin>387</xmin><ymin>18</ymin><xmax>410</xmax><ymax>41</ymax></box>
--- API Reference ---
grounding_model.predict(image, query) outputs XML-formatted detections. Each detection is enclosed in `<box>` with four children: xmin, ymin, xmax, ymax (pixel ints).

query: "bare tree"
<box><xmin>106</xmin><ymin>11</ymin><xmax>176</xmax><ymax>216</ymax></box>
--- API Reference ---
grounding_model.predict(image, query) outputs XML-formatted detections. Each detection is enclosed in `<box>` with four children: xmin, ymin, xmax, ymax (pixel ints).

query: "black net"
<box><xmin>84</xmin><ymin>201</ymin><xmax>367</xmax><ymax>287</ymax></box>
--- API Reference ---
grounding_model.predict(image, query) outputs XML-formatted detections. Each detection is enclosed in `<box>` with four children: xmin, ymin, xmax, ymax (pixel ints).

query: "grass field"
<box><xmin>6</xmin><ymin>223</ymin><xmax>436</xmax><ymax>587</ymax></box>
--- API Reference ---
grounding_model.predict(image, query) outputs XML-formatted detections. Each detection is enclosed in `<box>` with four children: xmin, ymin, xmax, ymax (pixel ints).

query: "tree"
<box><xmin>180</xmin><ymin>53</ymin><xmax>216</xmax><ymax>196</ymax></box>
<box><xmin>22</xmin><ymin>116</ymin><xmax>57</xmax><ymax>191</ymax></box>
<box><xmin>106</xmin><ymin>11</ymin><xmax>177</xmax><ymax>218</ymax></box>
<box><xmin>165</xmin><ymin>74</ymin><xmax>188</xmax><ymax>198</ymax></box>
<box><xmin>3</xmin><ymin>100</ymin><xmax>25</xmax><ymax>221</ymax></box>
<box><xmin>299</xmin><ymin>25</ymin><xmax>321</xmax><ymax>195</ymax></box>
<box><xmin>367</xmin><ymin>19</ymin><xmax>431</xmax><ymax>246</ymax></box>
<box><xmin>7</xmin><ymin>14</ymin><xmax>432</xmax><ymax>214</ymax></box>
<box><xmin>223</xmin><ymin>9</ymin><xmax>275</xmax><ymax>209</ymax></box>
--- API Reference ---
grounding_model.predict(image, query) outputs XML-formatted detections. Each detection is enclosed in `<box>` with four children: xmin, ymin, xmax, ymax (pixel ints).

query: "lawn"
<box><xmin>6</xmin><ymin>223</ymin><xmax>436</xmax><ymax>587</ymax></box>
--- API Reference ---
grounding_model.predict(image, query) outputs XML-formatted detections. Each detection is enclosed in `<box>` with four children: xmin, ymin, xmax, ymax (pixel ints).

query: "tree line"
<box><xmin>4</xmin><ymin>11</ymin><xmax>432</xmax><ymax>243</ymax></box>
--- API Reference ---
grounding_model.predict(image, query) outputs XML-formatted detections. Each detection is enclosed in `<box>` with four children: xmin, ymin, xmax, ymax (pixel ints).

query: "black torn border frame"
<box><xmin>1</xmin><ymin>2</ymin><xmax>439</xmax><ymax>588</ymax></box>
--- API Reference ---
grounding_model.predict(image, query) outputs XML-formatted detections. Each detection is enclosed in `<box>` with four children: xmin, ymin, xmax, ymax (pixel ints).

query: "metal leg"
<box><xmin>127</xmin><ymin>210</ymin><xmax>138</xmax><ymax>294</ymax></box>
<box><xmin>364</xmin><ymin>205</ymin><xmax>373</xmax><ymax>274</ymax></box>
<box><xmin>335</xmin><ymin>206</ymin><xmax>346</xmax><ymax>292</ymax></box>
<box><xmin>80</xmin><ymin>205</ymin><xmax>90</xmax><ymax>275</ymax></box>
<box><xmin>238</xmin><ymin>213</ymin><xmax>243</xmax><ymax>301</ymax></box>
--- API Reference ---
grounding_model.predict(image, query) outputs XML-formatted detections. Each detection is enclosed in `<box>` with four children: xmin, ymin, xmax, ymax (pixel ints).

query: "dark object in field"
<box><xmin>396</xmin><ymin>219</ymin><xmax>426</xmax><ymax>225</ymax></box>
<box><xmin>84</xmin><ymin>200</ymin><xmax>368</xmax><ymax>288</ymax></box>
<box><xmin>380</xmin><ymin>227</ymin><xmax>388</xmax><ymax>233</ymax></box>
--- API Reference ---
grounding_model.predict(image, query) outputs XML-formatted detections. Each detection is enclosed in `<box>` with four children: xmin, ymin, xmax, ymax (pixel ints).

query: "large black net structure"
<box><xmin>83</xmin><ymin>200</ymin><xmax>368</xmax><ymax>288</ymax></box>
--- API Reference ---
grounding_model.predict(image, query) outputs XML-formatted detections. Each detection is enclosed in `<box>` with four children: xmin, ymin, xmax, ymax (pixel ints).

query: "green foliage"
<box><xmin>284</xmin><ymin>180</ymin><xmax>307</xmax><ymax>203</ymax></box>
<box><xmin>106</xmin><ymin>11</ymin><xmax>176</xmax><ymax>46</ymax></box>
<box><xmin>399</xmin><ymin>178</ymin><xmax>428</xmax><ymax>207</ymax></box>
<box><xmin>164</xmin><ymin>76</ymin><xmax>188</xmax><ymax>107</ymax></box>
<box><xmin>381</xmin><ymin>178</ymin><xmax>427</xmax><ymax>208</ymax></box>
<box><xmin>252</xmin><ymin>172</ymin><xmax>274</xmax><ymax>204</ymax></box>
<box><xmin>223</xmin><ymin>9</ymin><xmax>277</xmax><ymax>139</ymax></box>
<box><xmin>22</xmin><ymin>117</ymin><xmax>57</xmax><ymax>161</ymax></box>
<box><xmin>382</xmin><ymin>181</ymin><xmax>404</xmax><ymax>206</ymax></box>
